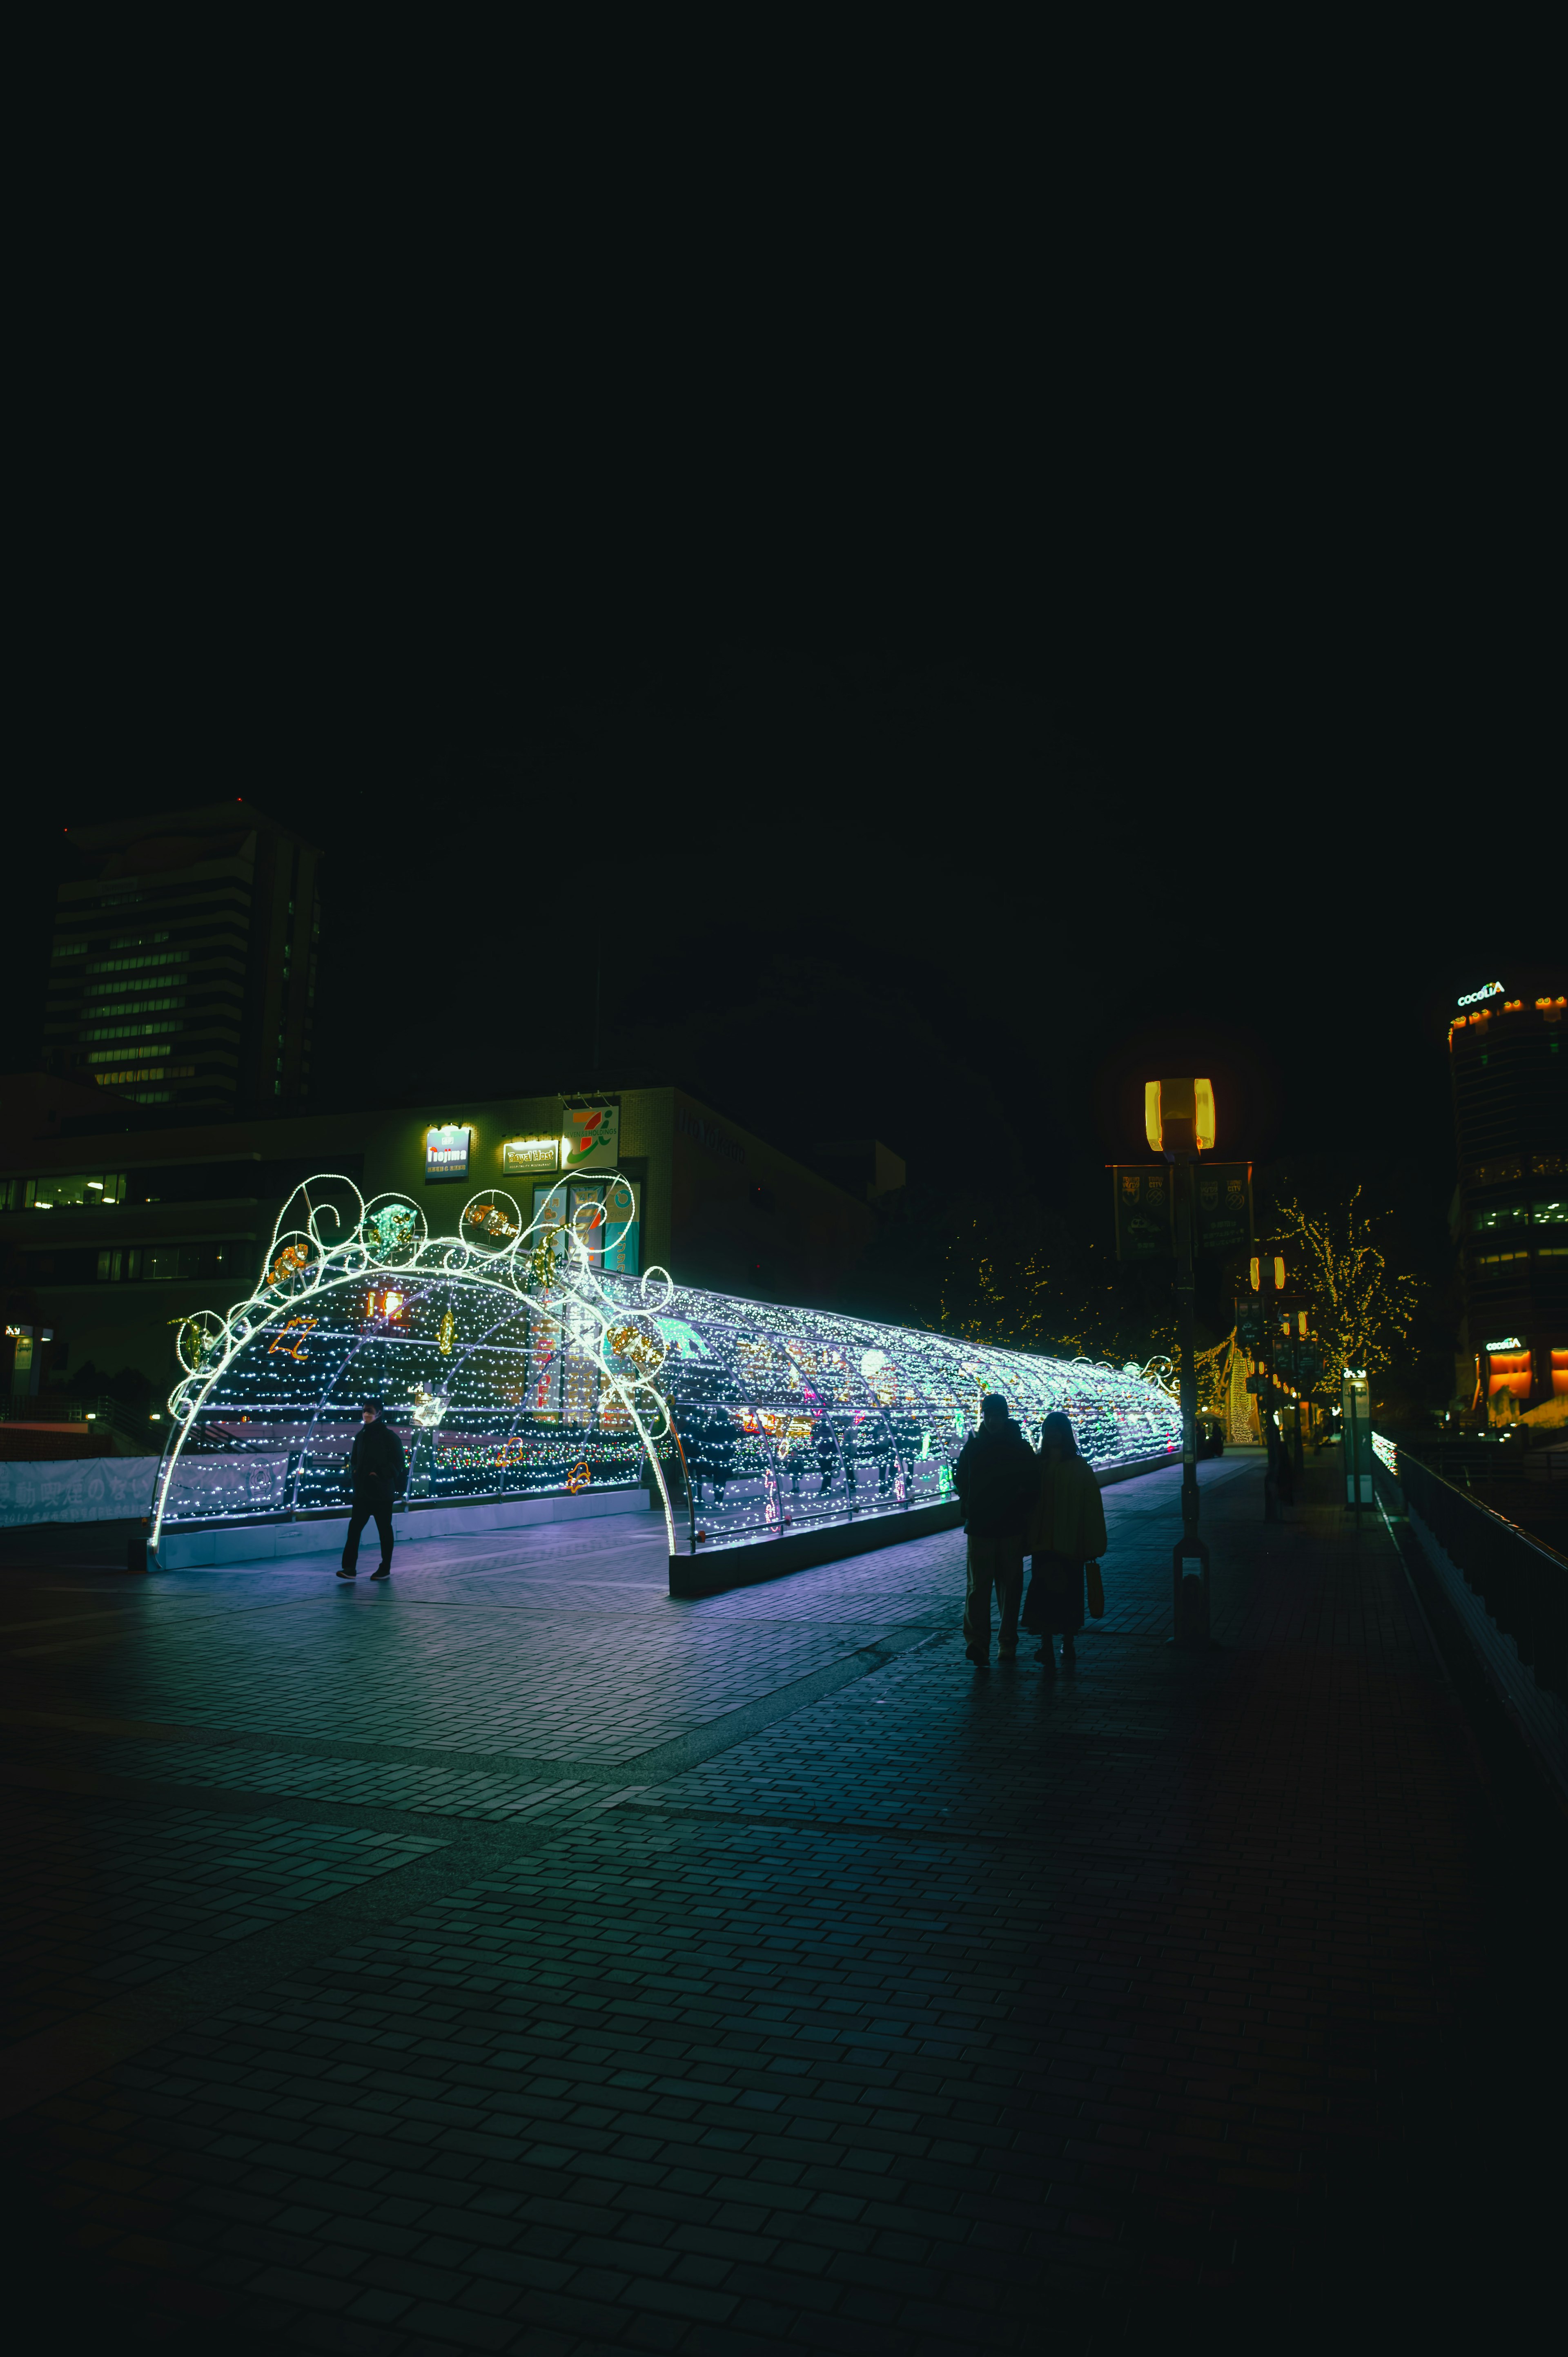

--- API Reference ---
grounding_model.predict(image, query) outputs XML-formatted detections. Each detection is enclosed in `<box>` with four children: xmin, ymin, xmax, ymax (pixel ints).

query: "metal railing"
<box><xmin>1</xmin><ymin>1394</ymin><xmax>162</xmax><ymax>1448</ymax></box>
<box><xmin>1383</xmin><ymin>1444</ymin><xmax>1566</xmax><ymax>1705</ymax></box>
<box><xmin>1394</xmin><ymin>1435</ymin><xmax>1568</xmax><ymax>1488</ymax></box>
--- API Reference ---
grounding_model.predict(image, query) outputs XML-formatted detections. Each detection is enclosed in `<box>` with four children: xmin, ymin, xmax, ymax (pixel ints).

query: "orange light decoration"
<box><xmin>1250</xmin><ymin>1257</ymin><xmax>1260</xmax><ymax>1291</ymax></box>
<box><xmin>267</xmin><ymin>1316</ymin><xmax>317</xmax><ymax>1361</ymax></box>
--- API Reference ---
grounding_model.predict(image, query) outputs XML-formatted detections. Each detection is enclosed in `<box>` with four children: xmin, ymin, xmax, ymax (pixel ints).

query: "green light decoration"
<box><xmin>151</xmin><ymin>1173</ymin><xmax>1181</xmax><ymax>1559</ymax></box>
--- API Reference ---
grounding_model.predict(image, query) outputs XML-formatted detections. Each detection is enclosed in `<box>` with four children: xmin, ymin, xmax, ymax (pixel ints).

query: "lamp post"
<box><xmin>1246</xmin><ymin>1251</ymin><xmax>1290</xmax><ymax>1519</ymax></box>
<box><xmin>1145</xmin><ymin>1077</ymin><xmax>1214</xmax><ymax>1646</ymax></box>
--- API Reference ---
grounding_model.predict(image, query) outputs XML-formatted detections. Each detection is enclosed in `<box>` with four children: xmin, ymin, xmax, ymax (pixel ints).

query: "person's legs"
<box><xmin>964</xmin><ymin>1535</ymin><xmax>998</xmax><ymax>1663</ymax></box>
<box><xmin>369</xmin><ymin>1501</ymin><xmax>394</xmax><ymax>1577</ymax></box>
<box><xmin>340</xmin><ymin>1499</ymin><xmax>371</xmax><ymax>1577</ymax></box>
<box><xmin>996</xmin><ymin>1541</ymin><xmax>1024</xmax><ymax>1655</ymax></box>
<box><xmin>1061</xmin><ymin>1560</ymin><xmax>1085</xmax><ymax>1664</ymax></box>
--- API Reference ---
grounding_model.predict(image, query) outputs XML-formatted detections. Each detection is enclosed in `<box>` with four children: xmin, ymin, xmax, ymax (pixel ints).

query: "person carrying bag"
<box><xmin>1021</xmin><ymin>1410</ymin><xmax>1107</xmax><ymax>1674</ymax></box>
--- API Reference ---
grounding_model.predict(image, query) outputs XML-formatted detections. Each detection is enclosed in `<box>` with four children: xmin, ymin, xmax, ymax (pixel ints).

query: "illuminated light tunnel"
<box><xmin>150</xmin><ymin>1173</ymin><xmax>1181</xmax><ymax>1568</ymax></box>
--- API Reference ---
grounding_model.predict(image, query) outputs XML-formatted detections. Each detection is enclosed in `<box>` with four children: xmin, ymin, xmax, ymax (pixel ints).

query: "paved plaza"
<box><xmin>0</xmin><ymin>1451</ymin><xmax>1561</xmax><ymax>2351</ymax></box>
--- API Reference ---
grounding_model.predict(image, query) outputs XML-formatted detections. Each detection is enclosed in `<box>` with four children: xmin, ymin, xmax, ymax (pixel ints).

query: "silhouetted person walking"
<box><xmin>339</xmin><ymin>1400</ymin><xmax>406</xmax><ymax>1580</ymax></box>
<box><xmin>955</xmin><ymin>1394</ymin><xmax>1038</xmax><ymax>1666</ymax></box>
<box><xmin>1021</xmin><ymin>1410</ymin><xmax>1107</xmax><ymax>1674</ymax></box>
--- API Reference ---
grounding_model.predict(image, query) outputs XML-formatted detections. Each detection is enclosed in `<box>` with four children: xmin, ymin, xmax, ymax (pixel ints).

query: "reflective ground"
<box><xmin>1</xmin><ymin>1450</ymin><xmax>1561</xmax><ymax>2350</ymax></box>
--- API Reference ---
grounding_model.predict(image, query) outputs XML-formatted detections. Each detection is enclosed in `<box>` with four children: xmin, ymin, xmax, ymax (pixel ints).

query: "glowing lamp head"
<box><xmin>1145</xmin><ymin>1077</ymin><xmax>1216</xmax><ymax>1154</ymax></box>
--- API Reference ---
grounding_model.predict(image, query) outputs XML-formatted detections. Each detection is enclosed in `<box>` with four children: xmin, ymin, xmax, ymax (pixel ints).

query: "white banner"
<box><xmin>0</xmin><ymin>1456</ymin><xmax>160</xmax><ymax>1526</ymax></box>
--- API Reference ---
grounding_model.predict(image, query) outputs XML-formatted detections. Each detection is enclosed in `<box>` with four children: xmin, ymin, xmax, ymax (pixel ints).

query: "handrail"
<box><xmin>1383</xmin><ymin>1439</ymin><xmax>1566</xmax><ymax>1705</ymax></box>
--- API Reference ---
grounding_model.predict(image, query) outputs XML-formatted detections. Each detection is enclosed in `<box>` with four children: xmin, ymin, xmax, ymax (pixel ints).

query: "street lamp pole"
<box><xmin>1147</xmin><ymin>1078</ymin><xmax>1213</xmax><ymax>1648</ymax></box>
<box><xmin>1173</xmin><ymin>1155</ymin><xmax>1200</xmax><ymax>1546</ymax></box>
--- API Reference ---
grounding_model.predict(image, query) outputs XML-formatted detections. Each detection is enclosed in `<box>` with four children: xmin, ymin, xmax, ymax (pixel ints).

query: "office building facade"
<box><xmin>43</xmin><ymin>802</ymin><xmax>321</xmax><ymax>1117</ymax></box>
<box><xmin>1448</xmin><ymin>977</ymin><xmax>1568</xmax><ymax>1419</ymax></box>
<box><xmin>2</xmin><ymin>1084</ymin><xmax>889</xmax><ymax>1407</ymax></box>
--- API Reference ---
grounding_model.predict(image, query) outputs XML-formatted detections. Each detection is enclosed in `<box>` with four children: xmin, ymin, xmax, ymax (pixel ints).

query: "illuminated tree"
<box><xmin>939</xmin><ymin>1202</ymin><xmax>1185</xmax><ymax>1373</ymax></box>
<box><xmin>1270</xmin><ymin>1186</ymin><xmax>1421</xmax><ymax>1391</ymax></box>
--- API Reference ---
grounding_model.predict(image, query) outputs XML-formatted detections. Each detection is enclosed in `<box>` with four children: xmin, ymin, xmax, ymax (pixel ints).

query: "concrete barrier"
<box><xmin>150</xmin><ymin>1483</ymin><xmax>649</xmax><ymax>1569</ymax></box>
<box><xmin>667</xmin><ymin>1451</ymin><xmax>1181</xmax><ymax>1599</ymax></box>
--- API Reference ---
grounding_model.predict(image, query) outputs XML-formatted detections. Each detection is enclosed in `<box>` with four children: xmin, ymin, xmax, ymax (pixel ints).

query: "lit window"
<box><xmin>1472</xmin><ymin>1204</ymin><xmax>1528</xmax><ymax>1233</ymax></box>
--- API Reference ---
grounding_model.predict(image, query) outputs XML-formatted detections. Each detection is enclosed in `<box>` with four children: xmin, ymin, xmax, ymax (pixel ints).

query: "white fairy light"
<box><xmin>150</xmin><ymin>1173</ymin><xmax>1182</xmax><ymax>1559</ymax></box>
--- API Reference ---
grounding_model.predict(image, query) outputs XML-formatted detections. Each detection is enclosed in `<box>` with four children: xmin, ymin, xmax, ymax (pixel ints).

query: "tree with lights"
<box><xmin>938</xmin><ymin>1202</ymin><xmax>1187</xmax><ymax>1373</ymax></box>
<box><xmin>1269</xmin><ymin>1185</ymin><xmax>1421</xmax><ymax>1393</ymax></box>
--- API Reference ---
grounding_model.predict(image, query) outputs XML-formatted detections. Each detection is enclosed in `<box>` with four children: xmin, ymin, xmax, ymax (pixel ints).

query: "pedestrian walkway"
<box><xmin>0</xmin><ymin>1450</ymin><xmax>1561</xmax><ymax>2350</ymax></box>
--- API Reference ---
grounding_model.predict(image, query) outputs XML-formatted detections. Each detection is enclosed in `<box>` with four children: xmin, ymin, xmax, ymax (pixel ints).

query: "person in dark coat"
<box><xmin>954</xmin><ymin>1394</ymin><xmax>1038</xmax><ymax>1666</ymax></box>
<box><xmin>1021</xmin><ymin>1410</ymin><xmax>1107</xmax><ymax>1673</ymax></box>
<box><xmin>339</xmin><ymin>1399</ymin><xmax>407</xmax><ymax>1579</ymax></box>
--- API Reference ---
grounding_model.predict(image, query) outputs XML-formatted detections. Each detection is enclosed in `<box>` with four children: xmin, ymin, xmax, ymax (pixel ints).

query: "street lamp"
<box><xmin>1149</xmin><ymin>1076</ymin><xmax>1214</xmax><ymax>1646</ymax></box>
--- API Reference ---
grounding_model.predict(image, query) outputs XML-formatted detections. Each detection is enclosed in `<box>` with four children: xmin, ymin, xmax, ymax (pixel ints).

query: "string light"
<box><xmin>149</xmin><ymin>1172</ymin><xmax>1184</xmax><ymax>1559</ymax></box>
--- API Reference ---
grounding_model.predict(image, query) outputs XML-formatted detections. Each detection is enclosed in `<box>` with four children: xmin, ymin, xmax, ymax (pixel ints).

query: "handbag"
<box><xmin>1085</xmin><ymin>1559</ymin><xmax>1105</xmax><ymax>1618</ymax></box>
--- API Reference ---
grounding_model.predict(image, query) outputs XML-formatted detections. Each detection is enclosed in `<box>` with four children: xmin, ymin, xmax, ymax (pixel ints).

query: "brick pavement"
<box><xmin>0</xmin><ymin>1449</ymin><xmax>1562</xmax><ymax>2350</ymax></box>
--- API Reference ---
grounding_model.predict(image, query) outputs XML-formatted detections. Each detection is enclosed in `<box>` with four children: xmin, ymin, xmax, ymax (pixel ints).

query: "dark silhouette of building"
<box><xmin>42</xmin><ymin>802</ymin><xmax>321</xmax><ymax>1119</ymax></box>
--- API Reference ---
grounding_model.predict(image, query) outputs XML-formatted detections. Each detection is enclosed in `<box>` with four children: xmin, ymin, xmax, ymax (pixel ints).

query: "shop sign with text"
<box><xmin>503</xmin><ymin>1136</ymin><xmax>559</xmax><ymax>1174</ymax></box>
<box><xmin>425</xmin><ymin>1125</ymin><xmax>471</xmax><ymax>1181</ymax></box>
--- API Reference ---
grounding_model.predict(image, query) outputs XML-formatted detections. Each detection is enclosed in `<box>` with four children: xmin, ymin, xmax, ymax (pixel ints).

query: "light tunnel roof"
<box><xmin>151</xmin><ymin>1173</ymin><xmax>1180</xmax><ymax>1551</ymax></box>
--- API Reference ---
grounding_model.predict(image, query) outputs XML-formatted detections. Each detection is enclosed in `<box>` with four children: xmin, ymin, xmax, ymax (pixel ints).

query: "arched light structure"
<box><xmin>151</xmin><ymin>1174</ymin><xmax>1181</xmax><ymax>1559</ymax></box>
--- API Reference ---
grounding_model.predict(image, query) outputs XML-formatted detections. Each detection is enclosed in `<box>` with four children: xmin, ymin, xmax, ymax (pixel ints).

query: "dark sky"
<box><xmin>13</xmin><ymin>282</ymin><xmax>1555</xmax><ymax>1233</ymax></box>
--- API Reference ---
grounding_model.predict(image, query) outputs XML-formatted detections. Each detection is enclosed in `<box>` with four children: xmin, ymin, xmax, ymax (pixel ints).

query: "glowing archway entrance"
<box><xmin>151</xmin><ymin>1175</ymin><xmax>680</xmax><ymax>1555</ymax></box>
<box><xmin>151</xmin><ymin>1173</ymin><xmax>1183</xmax><ymax>1565</ymax></box>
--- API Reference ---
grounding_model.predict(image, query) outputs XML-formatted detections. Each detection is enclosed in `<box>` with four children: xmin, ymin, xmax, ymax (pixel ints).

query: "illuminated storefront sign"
<box><xmin>425</xmin><ymin>1124</ymin><xmax>472</xmax><ymax>1180</ymax></box>
<box><xmin>528</xmin><ymin>1177</ymin><xmax>639</xmax><ymax>1277</ymax></box>
<box><xmin>564</xmin><ymin>1104</ymin><xmax>619</xmax><ymax>1170</ymax></box>
<box><xmin>604</xmin><ymin>1179</ymin><xmax>639</xmax><ymax>1275</ymax></box>
<box><xmin>1456</xmin><ymin>981</ymin><xmax>1504</xmax><ymax>1007</ymax></box>
<box><xmin>503</xmin><ymin>1137</ymin><xmax>559</xmax><ymax>1173</ymax></box>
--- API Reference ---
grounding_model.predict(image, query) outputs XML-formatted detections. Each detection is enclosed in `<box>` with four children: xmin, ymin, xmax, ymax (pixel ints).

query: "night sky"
<box><xmin>12</xmin><ymin>400</ymin><xmax>1556</xmax><ymax>1365</ymax></box>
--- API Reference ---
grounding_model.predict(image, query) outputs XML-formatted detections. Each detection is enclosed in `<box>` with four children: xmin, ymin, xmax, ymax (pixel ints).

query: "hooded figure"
<box><xmin>1021</xmin><ymin>1411</ymin><xmax>1107</xmax><ymax>1672</ymax></box>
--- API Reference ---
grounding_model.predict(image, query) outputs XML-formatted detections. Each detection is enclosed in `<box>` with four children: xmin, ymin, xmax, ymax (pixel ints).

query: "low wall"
<box><xmin>0</xmin><ymin>1456</ymin><xmax>159</xmax><ymax>1527</ymax></box>
<box><xmin>1401</xmin><ymin>1493</ymin><xmax>1568</xmax><ymax>1804</ymax></box>
<box><xmin>668</xmin><ymin>1451</ymin><xmax>1180</xmax><ymax>1599</ymax></box>
<box><xmin>151</xmin><ymin>1484</ymin><xmax>650</xmax><ymax>1569</ymax></box>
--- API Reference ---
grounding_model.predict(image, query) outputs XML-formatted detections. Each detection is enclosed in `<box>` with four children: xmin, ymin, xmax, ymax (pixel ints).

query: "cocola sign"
<box><xmin>1455</xmin><ymin>981</ymin><xmax>1504</xmax><ymax>1007</ymax></box>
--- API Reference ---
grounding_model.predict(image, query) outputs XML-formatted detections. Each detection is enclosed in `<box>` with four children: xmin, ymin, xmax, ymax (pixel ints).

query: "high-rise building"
<box><xmin>1448</xmin><ymin>975</ymin><xmax>1568</xmax><ymax>1420</ymax></box>
<box><xmin>43</xmin><ymin>802</ymin><xmax>321</xmax><ymax>1117</ymax></box>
